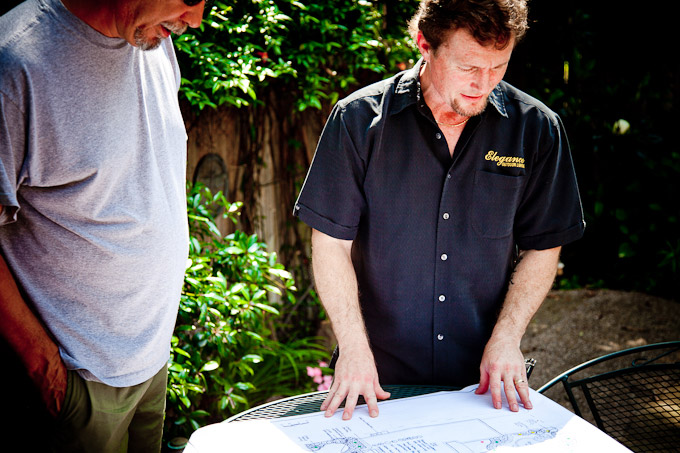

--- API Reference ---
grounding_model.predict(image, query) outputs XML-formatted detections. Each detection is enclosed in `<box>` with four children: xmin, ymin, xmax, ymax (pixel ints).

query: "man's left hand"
<box><xmin>475</xmin><ymin>337</ymin><xmax>532</xmax><ymax>412</ymax></box>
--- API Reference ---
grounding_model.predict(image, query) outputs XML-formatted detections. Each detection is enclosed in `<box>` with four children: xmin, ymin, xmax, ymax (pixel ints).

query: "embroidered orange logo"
<box><xmin>485</xmin><ymin>151</ymin><xmax>525</xmax><ymax>168</ymax></box>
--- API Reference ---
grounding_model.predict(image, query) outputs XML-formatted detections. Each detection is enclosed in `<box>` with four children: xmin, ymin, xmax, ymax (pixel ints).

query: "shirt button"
<box><xmin>442</xmin><ymin>213</ymin><xmax>450</xmax><ymax>220</ymax></box>
<box><xmin>437</xmin><ymin>334</ymin><xmax>444</xmax><ymax>341</ymax></box>
<box><xmin>438</xmin><ymin>295</ymin><xmax>446</xmax><ymax>302</ymax></box>
<box><xmin>441</xmin><ymin>254</ymin><xmax>448</xmax><ymax>261</ymax></box>
<box><xmin>447</xmin><ymin>174</ymin><xmax>451</xmax><ymax>179</ymax></box>
<box><xmin>435</xmin><ymin>132</ymin><xmax>442</xmax><ymax>140</ymax></box>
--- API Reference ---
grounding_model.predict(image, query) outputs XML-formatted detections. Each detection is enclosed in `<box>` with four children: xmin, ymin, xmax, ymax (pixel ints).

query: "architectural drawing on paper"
<box><xmin>294</xmin><ymin>414</ymin><xmax>559</xmax><ymax>452</ymax></box>
<box><xmin>305</xmin><ymin>437</ymin><xmax>368</xmax><ymax>452</ymax></box>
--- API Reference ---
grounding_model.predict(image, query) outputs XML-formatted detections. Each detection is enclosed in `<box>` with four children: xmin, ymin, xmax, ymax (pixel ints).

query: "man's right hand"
<box><xmin>311</xmin><ymin>229</ymin><xmax>390</xmax><ymax>420</ymax></box>
<box><xmin>0</xmin><ymin>253</ymin><xmax>67</xmax><ymax>417</ymax></box>
<box><xmin>319</xmin><ymin>345</ymin><xmax>390</xmax><ymax>420</ymax></box>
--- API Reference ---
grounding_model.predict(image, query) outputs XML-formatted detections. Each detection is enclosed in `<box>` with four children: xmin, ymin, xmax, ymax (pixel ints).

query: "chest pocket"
<box><xmin>472</xmin><ymin>170</ymin><xmax>525</xmax><ymax>238</ymax></box>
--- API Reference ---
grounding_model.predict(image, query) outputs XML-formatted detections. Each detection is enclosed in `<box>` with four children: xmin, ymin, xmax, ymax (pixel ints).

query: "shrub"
<box><xmin>164</xmin><ymin>184</ymin><xmax>328</xmax><ymax>439</ymax></box>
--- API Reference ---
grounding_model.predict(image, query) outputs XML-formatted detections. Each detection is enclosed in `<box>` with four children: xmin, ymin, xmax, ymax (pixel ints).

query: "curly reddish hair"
<box><xmin>408</xmin><ymin>0</ymin><xmax>529</xmax><ymax>51</ymax></box>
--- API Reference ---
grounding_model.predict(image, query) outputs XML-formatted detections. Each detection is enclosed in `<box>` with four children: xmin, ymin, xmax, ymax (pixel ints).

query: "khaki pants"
<box><xmin>52</xmin><ymin>365</ymin><xmax>168</xmax><ymax>453</ymax></box>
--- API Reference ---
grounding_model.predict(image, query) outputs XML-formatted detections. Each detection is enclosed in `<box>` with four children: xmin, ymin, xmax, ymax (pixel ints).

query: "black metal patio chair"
<box><xmin>537</xmin><ymin>341</ymin><xmax>680</xmax><ymax>452</ymax></box>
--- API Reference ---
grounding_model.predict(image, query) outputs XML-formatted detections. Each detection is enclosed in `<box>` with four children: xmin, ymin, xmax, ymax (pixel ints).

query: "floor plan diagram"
<box><xmin>270</xmin><ymin>387</ymin><xmax>625</xmax><ymax>452</ymax></box>
<box><xmin>283</xmin><ymin>412</ymin><xmax>559</xmax><ymax>452</ymax></box>
<box><xmin>184</xmin><ymin>386</ymin><xmax>632</xmax><ymax>452</ymax></box>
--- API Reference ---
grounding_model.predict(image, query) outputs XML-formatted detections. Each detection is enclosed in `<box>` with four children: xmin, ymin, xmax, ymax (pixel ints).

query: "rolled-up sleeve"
<box><xmin>0</xmin><ymin>91</ymin><xmax>25</xmax><ymax>225</ymax></box>
<box><xmin>514</xmin><ymin>114</ymin><xmax>585</xmax><ymax>250</ymax></box>
<box><xmin>294</xmin><ymin>104</ymin><xmax>367</xmax><ymax>241</ymax></box>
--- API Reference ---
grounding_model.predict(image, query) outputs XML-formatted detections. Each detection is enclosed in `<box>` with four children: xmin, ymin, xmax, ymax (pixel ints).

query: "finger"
<box><xmin>374</xmin><ymin>382</ymin><xmax>391</xmax><ymax>401</ymax></box>
<box><xmin>342</xmin><ymin>392</ymin><xmax>359</xmax><ymax>420</ymax></box>
<box><xmin>364</xmin><ymin>393</ymin><xmax>380</xmax><ymax>418</ymax></box>
<box><xmin>324</xmin><ymin>386</ymin><xmax>348</xmax><ymax>417</ymax></box>
<box><xmin>320</xmin><ymin>380</ymin><xmax>338</xmax><ymax>411</ymax></box>
<box><xmin>515</xmin><ymin>377</ymin><xmax>533</xmax><ymax>410</ymax></box>
<box><xmin>490</xmin><ymin>381</ymin><xmax>503</xmax><ymax>409</ymax></box>
<box><xmin>320</xmin><ymin>389</ymin><xmax>333</xmax><ymax>411</ymax></box>
<box><xmin>504</xmin><ymin>378</ymin><xmax>519</xmax><ymax>412</ymax></box>
<box><xmin>488</xmin><ymin>367</ymin><xmax>503</xmax><ymax>409</ymax></box>
<box><xmin>476</xmin><ymin>369</ymin><xmax>490</xmax><ymax>395</ymax></box>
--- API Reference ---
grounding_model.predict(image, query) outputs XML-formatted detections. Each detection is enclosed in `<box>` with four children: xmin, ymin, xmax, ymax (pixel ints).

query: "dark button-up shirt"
<box><xmin>294</xmin><ymin>60</ymin><xmax>585</xmax><ymax>386</ymax></box>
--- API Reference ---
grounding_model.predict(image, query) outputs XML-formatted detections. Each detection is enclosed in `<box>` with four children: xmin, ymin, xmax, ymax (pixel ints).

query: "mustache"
<box><xmin>160</xmin><ymin>21</ymin><xmax>188</xmax><ymax>35</ymax></box>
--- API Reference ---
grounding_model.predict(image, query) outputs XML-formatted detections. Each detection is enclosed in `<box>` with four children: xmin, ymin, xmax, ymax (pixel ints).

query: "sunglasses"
<box><xmin>184</xmin><ymin>0</ymin><xmax>210</xmax><ymax>6</ymax></box>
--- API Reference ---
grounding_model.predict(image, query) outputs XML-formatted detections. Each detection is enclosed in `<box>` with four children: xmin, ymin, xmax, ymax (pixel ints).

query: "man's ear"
<box><xmin>416</xmin><ymin>30</ymin><xmax>432</xmax><ymax>61</ymax></box>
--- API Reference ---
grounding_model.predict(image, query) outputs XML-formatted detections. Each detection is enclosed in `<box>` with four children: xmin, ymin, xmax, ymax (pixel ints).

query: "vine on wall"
<box><xmin>175</xmin><ymin>0</ymin><xmax>421</xmax><ymax>315</ymax></box>
<box><xmin>175</xmin><ymin>0</ymin><xmax>419</xmax><ymax>112</ymax></box>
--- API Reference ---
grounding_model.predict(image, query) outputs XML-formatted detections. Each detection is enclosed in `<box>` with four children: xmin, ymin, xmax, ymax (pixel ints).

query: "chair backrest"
<box><xmin>537</xmin><ymin>341</ymin><xmax>680</xmax><ymax>452</ymax></box>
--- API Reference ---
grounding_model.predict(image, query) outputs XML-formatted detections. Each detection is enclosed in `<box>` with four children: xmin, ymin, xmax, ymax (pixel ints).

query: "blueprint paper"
<box><xmin>184</xmin><ymin>386</ymin><xmax>632</xmax><ymax>452</ymax></box>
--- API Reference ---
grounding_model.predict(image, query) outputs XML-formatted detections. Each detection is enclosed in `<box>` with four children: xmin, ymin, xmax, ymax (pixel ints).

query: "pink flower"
<box><xmin>306</xmin><ymin>366</ymin><xmax>321</xmax><ymax>378</ymax></box>
<box><xmin>308</xmin><ymin>361</ymin><xmax>333</xmax><ymax>391</ymax></box>
<box><xmin>317</xmin><ymin>375</ymin><xmax>332</xmax><ymax>391</ymax></box>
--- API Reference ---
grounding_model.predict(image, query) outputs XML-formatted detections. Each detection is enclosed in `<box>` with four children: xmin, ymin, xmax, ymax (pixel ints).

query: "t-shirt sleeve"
<box><xmin>514</xmin><ymin>114</ymin><xmax>585</xmax><ymax>250</ymax></box>
<box><xmin>0</xmin><ymin>91</ymin><xmax>24</xmax><ymax>225</ymax></box>
<box><xmin>293</xmin><ymin>104</ymin><xmax>367</xmax><ymax>240</ymax></box>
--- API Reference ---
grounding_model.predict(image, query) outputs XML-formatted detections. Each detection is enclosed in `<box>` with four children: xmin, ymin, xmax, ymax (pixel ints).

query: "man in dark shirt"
<box><xmin>294</xmin><ymin>0</ymin><xmax>584</xmax><ymax>420</ymax></box>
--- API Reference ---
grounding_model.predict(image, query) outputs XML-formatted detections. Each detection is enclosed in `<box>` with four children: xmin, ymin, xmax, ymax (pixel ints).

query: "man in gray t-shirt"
<box><xmin>0</xmin><ymin>0</ymin><xmax>206</xmax><ymax>450</ymax></box>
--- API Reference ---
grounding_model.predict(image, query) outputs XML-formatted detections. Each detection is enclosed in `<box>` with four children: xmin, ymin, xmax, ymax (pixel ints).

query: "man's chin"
<box><xmin>133</xmin><ymin>28</ymin><xmax>164</xmax><ymax>51</ymax></box>
<box><xmin>452</xmin><ymin>98</ymin><xmax>489</xmax><ymax>118</ymax></box>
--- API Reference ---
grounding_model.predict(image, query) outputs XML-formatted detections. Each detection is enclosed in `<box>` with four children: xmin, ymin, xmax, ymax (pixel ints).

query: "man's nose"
<box><xmin>472</xmin><ymin>69</ymin><xmax>498</xmax><ymax>93</ymax></box>
<box><xmin>183</xmin><ymin>1</ymin><xmax>206</xmax><ymax>28</ymax></box>
<box><xmin>471</xmin><ymin>69</ymin><xmax>494</xmax><ymax>93</ymax></box>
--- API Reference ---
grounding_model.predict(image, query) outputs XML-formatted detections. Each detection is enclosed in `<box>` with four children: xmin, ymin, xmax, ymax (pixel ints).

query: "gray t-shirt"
<box><xmin>0</xmin><ymin>0</ymin><xmax>189</xmax><ymax>386</ymax></box>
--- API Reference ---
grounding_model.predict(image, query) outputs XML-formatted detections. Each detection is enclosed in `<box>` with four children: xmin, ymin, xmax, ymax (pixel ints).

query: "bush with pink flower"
<box><xmin>306</xmin><ymin>362</ymin><xmax>333</xmax><ymax>391</ymax></box>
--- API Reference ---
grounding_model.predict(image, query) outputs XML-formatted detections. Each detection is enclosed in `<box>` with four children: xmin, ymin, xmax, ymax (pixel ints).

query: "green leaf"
<box><xmin>174</xmin><ymin>348</ymin><xmax>192</xmax><ymax>359</ymax></box>
<box><xmin>268</xmin><ymin>268</ymin><xmax>292</xmax><ymax>280</ymax></box>
<box><xmin>229</xmin><ymin>282</ymin><xmax>246</xmax><ymax>294</ymax></box>
<box><xmin>200</xmin><ymin>360</ymin><xmax>220</xmax><ymax>372</ymax></box>
<box><xmin>234</xmin><ymin>382</ymin><xmax>255</xmax><ymax>391</ymax></box>
<box><xmin>253</xmin><ymin>303</ymin><xmax>280</xmax><ymax>315</ymax></box>
<box><xmin>230</xmin><ymin>394</ymin><xmax>248</xmax><ymax>404</ymax></box>
<box><xmin>242</xmin><ymin>354</ymin><xmax>263</xmax><ymax>363</ymax></box>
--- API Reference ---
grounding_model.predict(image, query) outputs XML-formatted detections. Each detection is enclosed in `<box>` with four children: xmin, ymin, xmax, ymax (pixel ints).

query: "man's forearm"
<box><xmin>311</xmin><ymin>228</ymin><xmax>390</xmax><ymax>419</ymax></box>
<box><xmin>476</xmin><ymin>246</ymin><xmax>561</xmax><ymax>410</ymax></box>
<box><xmin>311</xmin><ymin>229</ymin><xmax>371</xmax><ymax>354</ymax></box>
<box><xmin>490</xmin><ymin>247</ymin><xmax>561</xmax><ymax>344</ymax></box>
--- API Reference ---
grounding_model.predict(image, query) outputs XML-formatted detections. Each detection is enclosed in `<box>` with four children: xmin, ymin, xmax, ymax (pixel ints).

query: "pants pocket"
<box><xmin>57</xmin><ymin>369</ymin><xmax>76</xmax><ymax>421</ymax></box>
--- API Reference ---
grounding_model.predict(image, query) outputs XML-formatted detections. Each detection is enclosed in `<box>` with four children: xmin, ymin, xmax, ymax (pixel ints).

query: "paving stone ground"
<box><xmin>522</xmin><ymin>288</ymin><xmax>680</xmax><ymax>421</ymax></box>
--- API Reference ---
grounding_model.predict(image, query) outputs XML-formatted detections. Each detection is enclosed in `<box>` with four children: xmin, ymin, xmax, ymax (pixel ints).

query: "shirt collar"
<box><xmin>391</xmin><ymin>59</ymin><xmax>423</xmax><ymax>114</ymax></box>
<box><xmin>392</xmin><ymin>58</ymin><xmax>509</xmax><ymax>119</ymax></box>
<box><xmin>488</xmin><ymin>84</ymin><xmax>508</xmax><ymax>118</ymax></box>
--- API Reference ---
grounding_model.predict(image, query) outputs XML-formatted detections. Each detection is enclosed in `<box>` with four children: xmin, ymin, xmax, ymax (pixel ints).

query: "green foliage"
<box><xmin>165</xmin><ymin>184</ymin><xmax>328</xmax><ymax>438</ymax></box>
<box><xmin>174</xmin><ymin>0</ymin><xmax>419</xmax><ymax>111</ymax></box>
<box><xmin>174</xmin><ymin>1</ymin><xmax>296</xmax><ymax>110</ymax></box>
